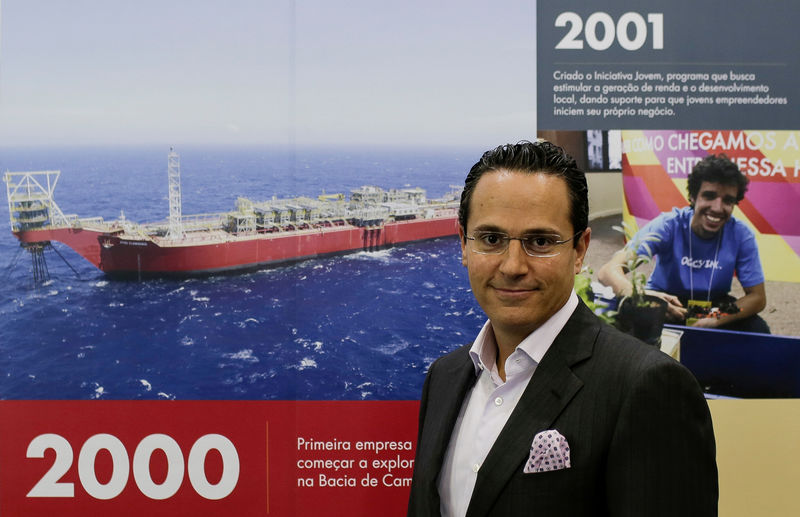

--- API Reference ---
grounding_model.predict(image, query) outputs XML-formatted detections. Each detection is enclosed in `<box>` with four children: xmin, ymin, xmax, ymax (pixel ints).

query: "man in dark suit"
<box><xmin>408</xmin><ymin>141</ymin><xmax>718</xmax><ymax>516</ymax></box>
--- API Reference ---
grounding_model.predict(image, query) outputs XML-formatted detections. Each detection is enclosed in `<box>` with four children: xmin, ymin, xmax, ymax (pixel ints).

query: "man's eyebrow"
<box><xmin>470</xmin><ymin>224</ymin><xmax>505</xmax><ymax>233</ymax></box>
<box><xmin>470</xmin><ymin>223</ymin><xmax>562</xmax><ymax>234</ymax></box>
<box><xmin>700</xmin><ymin>190</ymin><xmax>737</xmax><ymax>201</ymax></box>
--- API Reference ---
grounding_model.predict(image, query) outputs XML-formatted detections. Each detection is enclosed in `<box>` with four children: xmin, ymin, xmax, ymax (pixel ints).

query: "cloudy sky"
<box><xmin>0</xmin><ymin>0</ymin><xmax>537</xmax><ymax>147</ymax></box>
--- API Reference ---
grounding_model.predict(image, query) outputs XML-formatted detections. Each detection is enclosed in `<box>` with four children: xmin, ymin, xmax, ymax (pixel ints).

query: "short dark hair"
<box><xmin>458</xmin><ymin>140</ymin><xmax>588</xmax><ymax>246</ymax></box>
<box><xmin>687</xmin><ymin>154</ymin><xmax>749</xmax><ymax>208</ymax></box>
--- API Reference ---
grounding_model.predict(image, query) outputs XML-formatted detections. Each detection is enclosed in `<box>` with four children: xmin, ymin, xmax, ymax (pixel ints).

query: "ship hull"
<box><xmin>14</xmin><ymin>217</ymin><xmax>458</xmax><ymax>276</ymax></box>
<box><xmin>14</xmin><ymin>227</ymin><xmax>104</xmax><ymax>268</ymax></box>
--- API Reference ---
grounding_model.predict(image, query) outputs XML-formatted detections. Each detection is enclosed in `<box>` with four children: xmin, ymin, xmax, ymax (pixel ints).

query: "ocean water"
<box><xmin>0</xmin><ymin>146</ymin><xmax>487</xmax><ymax>400</ymax></box>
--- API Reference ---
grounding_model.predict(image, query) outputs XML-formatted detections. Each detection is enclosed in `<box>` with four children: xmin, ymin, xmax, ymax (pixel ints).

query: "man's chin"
<box><xmin>487</xmin><ymin>307</ymin><xmax>550</xmax><ymax>334</ymax></box>
<box><xmin>694</xmin><ymin>218</ymin><xmax>725</xmax><ymax>238</ymax></box>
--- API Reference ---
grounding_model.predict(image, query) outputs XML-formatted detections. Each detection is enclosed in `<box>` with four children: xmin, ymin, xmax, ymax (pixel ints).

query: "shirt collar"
<box><xmin>468</xmin><ymin>290</ymin><xmax>580</xmax><ymax>375</ymax></box>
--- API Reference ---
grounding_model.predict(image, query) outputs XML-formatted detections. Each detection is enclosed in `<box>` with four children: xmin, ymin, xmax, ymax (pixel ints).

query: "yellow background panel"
<box><xmin>708</xmin><ymin>399</ymin><xmax>800</xmax><ymax>517</ymax></box>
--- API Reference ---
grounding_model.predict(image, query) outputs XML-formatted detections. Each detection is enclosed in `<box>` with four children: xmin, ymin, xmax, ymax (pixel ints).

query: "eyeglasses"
<box><xmin>465</xmin><ymin>230</ymin><xmax>583</xmax><ymax>258</ymax></box>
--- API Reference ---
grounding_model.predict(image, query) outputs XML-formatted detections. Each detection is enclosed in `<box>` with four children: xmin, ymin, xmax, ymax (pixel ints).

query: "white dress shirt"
<box><xmin>437</xmin><ymin>291</ymin><xmax>579</xmax><ymax>517</ymax></box>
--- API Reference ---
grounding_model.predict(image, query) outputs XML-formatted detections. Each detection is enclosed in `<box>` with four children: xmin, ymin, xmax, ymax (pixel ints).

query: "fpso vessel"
<box><xmin>4</xmin><ymin>150</ymin><xmax>460</xmax><ymax>277</ymax></box>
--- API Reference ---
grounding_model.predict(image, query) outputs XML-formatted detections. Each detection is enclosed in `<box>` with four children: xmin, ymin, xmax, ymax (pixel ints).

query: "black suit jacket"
<box><xmin>408</xmin><ymin>302</ymin><xmax>718</xmax><ymax>516</ymax></box>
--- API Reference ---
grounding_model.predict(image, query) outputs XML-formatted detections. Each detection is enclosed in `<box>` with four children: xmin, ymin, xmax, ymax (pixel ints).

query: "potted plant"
<box><xmin>612</xmin><ymin>223</ymin><xmax>668</xmax><ymax>346</ymax></box>
<box><xmin>575</xmin><ymin>266</ymin><xmax>616</xmax><ymax>325</ymax></box>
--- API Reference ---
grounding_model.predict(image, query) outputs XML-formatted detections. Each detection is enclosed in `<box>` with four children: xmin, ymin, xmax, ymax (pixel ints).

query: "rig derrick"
<box><xmin>4</xmin><ymin>170</ymin><xmax>74</xmax><ymax>286</ymax></box>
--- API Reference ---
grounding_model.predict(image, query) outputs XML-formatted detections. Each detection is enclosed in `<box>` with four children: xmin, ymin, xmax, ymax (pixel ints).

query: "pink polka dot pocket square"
<box><xmin>523</xmin><ymin>429</ymin><xmax>571</xmax><ymax>473</ymax></box>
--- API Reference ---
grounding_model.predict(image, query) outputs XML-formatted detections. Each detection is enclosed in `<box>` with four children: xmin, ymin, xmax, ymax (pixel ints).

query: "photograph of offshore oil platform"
<box><xmin>4</xmin><ymin>150</ymin><xmax>460</xmax><ymax>280</ymax></box>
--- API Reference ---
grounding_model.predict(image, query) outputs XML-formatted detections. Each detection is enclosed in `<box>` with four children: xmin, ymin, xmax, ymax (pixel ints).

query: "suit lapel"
<box><xmin>418</xmin><ymin>347</ymin><xmax>478</xmax><ymax>500</ymax></box>
<box><xmin>466</xmin><ymin>303</ymin><xmax>600</xmax><ymax>517</ymax></box>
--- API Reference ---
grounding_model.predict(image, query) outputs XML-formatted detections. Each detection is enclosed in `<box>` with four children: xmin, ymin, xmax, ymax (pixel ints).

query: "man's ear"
<box><xmin>573</xmin><ymin>227</ymin><xmax>592</xmax><ymax>274</ymax></box>
<box><xmin>458</xmin><ymin>225</ymin><xmax>468</xmax><ymax>266</ymax></box>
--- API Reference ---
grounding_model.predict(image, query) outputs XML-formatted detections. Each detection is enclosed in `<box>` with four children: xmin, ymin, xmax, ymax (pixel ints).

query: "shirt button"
<box><xmin>472</xmin><ymin>463</ymin><xmax>480</xmax><ymax>473</ymax></box>
<box><xmin>494</xmin><ymin>397</ymin><xmax>503</xmax><ymax>406</ymax></box>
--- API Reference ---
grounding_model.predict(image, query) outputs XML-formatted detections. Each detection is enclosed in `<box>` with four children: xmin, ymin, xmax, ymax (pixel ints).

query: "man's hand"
<box><xmin>687</xmin><ymin>283</ymin><xmax>766</xmax><ymax>329</ymax></box>
<box><xmin>689</xmin><ymin>316</ymin><xmax>719</xmax><ymax>328</ymax></box>
<box><xmin>644</xmin><ymin>290</ymin><xmax>686</xmax><ymax>321</ymax></box>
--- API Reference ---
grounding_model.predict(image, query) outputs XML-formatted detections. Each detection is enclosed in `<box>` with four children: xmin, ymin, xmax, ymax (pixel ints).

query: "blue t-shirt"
<box><xmin>633</xmin><ymin>207</ymin><xmax>764</xmax><ymax>301</ymax></box>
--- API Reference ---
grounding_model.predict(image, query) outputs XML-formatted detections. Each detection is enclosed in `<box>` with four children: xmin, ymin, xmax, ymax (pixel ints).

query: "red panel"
<box><xmin>0</xmin><ymin>401</ymin><xmax>418</xmax><ymax>517</ymax></box>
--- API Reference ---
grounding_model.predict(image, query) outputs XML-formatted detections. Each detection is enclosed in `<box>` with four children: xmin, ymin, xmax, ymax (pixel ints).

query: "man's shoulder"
<box><xmin>727</xmin><ymin>215</ymin><xmax>757</xmax><ymax>239</ymax></box>
<box><xmin>660</xmin><ymin>206</ymin><xmax>692</xmax><ymax>227</ymax></box>
<box><xmin>595</xmin><ymin>322</ymin><xmax>671</xmax><ymax>361</ymax></box>
<box><xmin>559</xmin><ymin>303</ymin><xmax>677</xmax><ymax>372</ymax></box>
<box><xmin>640</xmin><ymin>206</ymin><xmax>690</xmax><ymax>239</ymax></box>
<box><xmin>589</xmin><ymin>320</ymin><xmax>695</xmax><ymax>386</ymax></box>
<box><xmin>428</xmin><ymin>343</ymin><xmax>472</xmax><ymax>373</ymax></box>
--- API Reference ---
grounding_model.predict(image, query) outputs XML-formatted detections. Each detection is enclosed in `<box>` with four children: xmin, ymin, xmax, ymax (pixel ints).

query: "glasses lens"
<box><xmin>521</xmin><ymin>235</ymin><xmax>561</xmax><ymax>256</ymax></box>
<box><xmin>472</xmin><ymin>232</ymin><xmax>508</xmax><ymax>253</ymax></box>
<box><xmin>469</xmin><ymin>232</ymin><xmax>570</xmax><ymax>256</ymax></box>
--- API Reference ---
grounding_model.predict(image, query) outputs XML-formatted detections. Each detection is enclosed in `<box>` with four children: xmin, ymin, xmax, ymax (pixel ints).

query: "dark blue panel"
<box><xmin>668</xmin><ymin>324</ymin><xmax>800</xmax><ymax>398</ymax></box>
<box><xmin>538</xmin><ymin>1</ymin><xmax>800</xmax><ymax>129</ymax></box>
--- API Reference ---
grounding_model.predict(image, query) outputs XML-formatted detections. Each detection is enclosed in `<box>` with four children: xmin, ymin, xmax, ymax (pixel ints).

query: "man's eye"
<box><xmin>700</xmin><ymin>192</ymin><xmax>717</xmax><ymax>200</ymax></box>
<box><xmin>479</xmin><ymin>233</ymin><xmax>505</xmax><ymax>246</ymax></box>
<box><xmin>525</xmin><ymin>235</ymin><xmax>557</xmax><ymax>249</ymax></box>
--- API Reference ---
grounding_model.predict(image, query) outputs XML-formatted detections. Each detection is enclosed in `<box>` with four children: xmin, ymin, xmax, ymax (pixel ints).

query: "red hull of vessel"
<box><xmin>15</xmin><ymin>227</ymin><xmax>104</xmax><ymax>268</ymax></box>
<box><xmin>13</xmin><ymin>217</ymin><xmax>458</xmax><ymax>276</ymax></box>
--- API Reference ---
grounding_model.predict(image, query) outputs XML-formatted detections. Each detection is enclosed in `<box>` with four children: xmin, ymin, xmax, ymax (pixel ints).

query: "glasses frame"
<box><xmin>465</xmin><ymin>229</ymin><xmax>583</xmax><ymax>258</ymax></box>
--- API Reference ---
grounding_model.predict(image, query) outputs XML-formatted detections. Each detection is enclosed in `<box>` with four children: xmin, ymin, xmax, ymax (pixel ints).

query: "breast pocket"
<box><xmin>500</xmin><ymin>467</ymin><xmax>600</xmax><ymax>516</ymax></box>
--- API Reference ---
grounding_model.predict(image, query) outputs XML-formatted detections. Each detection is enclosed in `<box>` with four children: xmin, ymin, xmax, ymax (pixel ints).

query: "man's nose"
<box><xmin>498</xmin><ymin>239</ymin><xmax>530</xmax><ymax>276</ymax></box>
<box><xmin>709</xmin><ymin>197</ymin><xmax>725</xmax><ymax>212</ymax></box>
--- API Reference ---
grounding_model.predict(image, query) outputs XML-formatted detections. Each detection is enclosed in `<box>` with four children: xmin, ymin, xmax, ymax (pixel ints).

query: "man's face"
<box><xmin>459</xmin><ymin>170</ymin><xmax>590</xmax><ymax>343</ymax></box>
<box><xmin>690</xmin><ymin>181</ymin><xmax>739</xmax><ymax>239</ymax></box>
